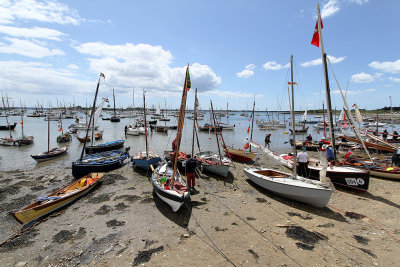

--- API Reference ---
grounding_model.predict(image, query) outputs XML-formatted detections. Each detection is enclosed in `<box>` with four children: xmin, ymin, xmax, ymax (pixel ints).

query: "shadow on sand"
<box><xmin>245</xmin><ymin>179</ymin><xmax>348</xmax><ymax>223</ymax></box>
<box><xmin>153</xmin><ymin>191</ymin><xmax>192</xmax><ymax>228</ymax></box>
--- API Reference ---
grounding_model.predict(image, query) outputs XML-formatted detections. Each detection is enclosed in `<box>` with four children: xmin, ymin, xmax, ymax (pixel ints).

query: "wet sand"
<box><xmin>0</xmin><ymin>156</ymin><xmax>399</xmax><ymax>266</ymax></box>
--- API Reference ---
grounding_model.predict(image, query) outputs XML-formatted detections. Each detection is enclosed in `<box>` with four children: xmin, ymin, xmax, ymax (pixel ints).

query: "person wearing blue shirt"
<box><xmin>326</xmin><ymin>145</ymin><xmax>334</xmax><ymax>163</ymax></box>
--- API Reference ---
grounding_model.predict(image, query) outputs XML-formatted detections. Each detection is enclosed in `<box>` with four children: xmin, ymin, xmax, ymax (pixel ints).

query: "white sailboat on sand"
<box><xmin>244</xmin><ymin>55</ymin><xmax>333</xmax><ymax>208</ymax></box>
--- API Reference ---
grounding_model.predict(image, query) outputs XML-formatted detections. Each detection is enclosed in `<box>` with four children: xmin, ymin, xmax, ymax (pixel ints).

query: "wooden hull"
<box><xmin>57</xmin><ymin>134</ymin><xmax>72</xmax><ymax>143</ymax></box>
<box><xmin>0</xmin><ymin>138</ymin><xmax>16</xmax><ymax>146</ymax></box>
<box><xmin>16</xmin><ymin>136</ymin><xmax>34</xmax><ymax>146</ymax></box>
<box><xmin>224</xmin><ymin>148</ymin><xmax>256</xmax><ymax>162</ymax></box>
<box><xmin>72</xmin><ymin>150</ymin><xmax>129</xmax><ymax>178</ymax></box>
<box><xmin>339</xmin><ymin>135</ymin><xmax>394</xmax><ymax>153</ymax></box>
<box><xmin>85</xmin><ymin>140</ymin><xmax>125</xmax><ymax>154</ymax></box>
<box><xmin>31</xmin><ymin>147</ymin><xmax>68</xmax><ymax>162</ymax></box>
<box><xmin>152</xmin><ymin>164</ymin><xmax>190</xmax><ymax>212</ymax></box>
<box><xmin>196</xmin><ymin>151</ymin><xmax>230</xmax><ymax>177</ymax></box>
<box><xmin>76</xmin><ymin>132</ymin><xmax>103</xmax><ymax>143</ymax></box>
<box><xmin>13</xmin><ymin>173</ymin><xmax>103</xmax><ymax>224</ymax></box>
<box><xmin>244</xmin><ymin>168</ymin><xmax>332</xmax><ymax>208</ymax></box>
<box><xmin>345</xmin><ymin>162</ymin><xmax>400</xmax><ymax>180</ymax></box>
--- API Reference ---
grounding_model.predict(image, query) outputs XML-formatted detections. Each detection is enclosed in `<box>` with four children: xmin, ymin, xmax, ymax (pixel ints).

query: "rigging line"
<box><xmin>205</xmin><ymin>190</ymin><xmax>303</xmax><ymax>267</ymax></box>
<box><xmin>204</xmin><ymin>176</ymin><xmax>366</xmax><ymax>266</ymax></box>
<box><xmin>183</xmin><ymin>202</ymin><xmax>237</xmax><ymax>267</ymax></box>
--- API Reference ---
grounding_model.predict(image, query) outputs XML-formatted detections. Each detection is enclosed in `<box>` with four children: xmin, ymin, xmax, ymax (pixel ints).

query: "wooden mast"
<box><xmin>316</xmin><ymin>3</ymin><xmax>337</xmax><ymax>160</ymax></box>
<box><xmin>2</xmin><ymin>96</ymin><xmax>12</xmax><ymax>139</ymax></box>
<box><xmin>191</xmin><ymin>88</ymin><xmax>197</xmax><ymax>156</ymax></box>
<box><xmin>143</xmin><ymin>90</ymin><xmax>149</xmax><ymax>158</ymax></box>
<box><xmin>80</xmin><ymin>73</ymin><xmax>103</xmax><ymax>161</ymax></box>
<box><xmin>249</xmin><ymin>99</ymin><xmax>255</xmax><ymax>152</ymax></box>
<box><xmin>171</xmin><ymin>64</ymin><xmax>190</xmax><ymax>186</ymax></box>
<box><xmin>47</xmin><ymin>114</ymin><xmax>50</xmax><ymax>154</ymax></box>
<box><xmin>210</xmin><ymin>100</ymin><xmax>223</xmax><ymax>164</ymax></box>
<box><xmin>289</xmin><ymin>55</ymin><xmax>297</xmax><ymax>176</ymax></box>
<box><xmin>113</xmin><ymin>89</ymin><xmax>116</xmax><ymax>117</ymax></box>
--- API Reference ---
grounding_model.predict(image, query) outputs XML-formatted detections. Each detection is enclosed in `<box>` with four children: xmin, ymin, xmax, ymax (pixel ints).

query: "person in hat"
<box><xmin>185</xmin><ymin>154</ymin><xmax>198</xmax><ymax>193</ymax></box>
<box><xmin>297</xmin><ymin>148</ymin><xmax>309</xmax><ymax>177</ymax></box>
<box><xmin>382</xmin><ymin>129</ymin><xmax>388</xmax><ymax>140</ymax></box>
<box><xmin>306</xmin><ymin>134</ymin><xmax>312</xmax><ymax>144</ymax></box>
<box><xmin>265</xmin><ymin>133</ymin><xmax>271</xmax><ymax>149</ymax></box>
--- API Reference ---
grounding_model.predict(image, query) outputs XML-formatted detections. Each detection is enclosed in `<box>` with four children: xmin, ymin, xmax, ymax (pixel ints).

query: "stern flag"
<box><xmin>311</xmin><ymin>19</ymin><xmax>323</xmax><ymax>47</ymax></box>
<box><xmin>100</xmin><ymin>72</ymin><xmax>105</xmax><ymax>80</ymax></box>
<box><xmin>288</xmin><ymin>82</ymin><xmax>298</xmax><ymax>85</ymax></box>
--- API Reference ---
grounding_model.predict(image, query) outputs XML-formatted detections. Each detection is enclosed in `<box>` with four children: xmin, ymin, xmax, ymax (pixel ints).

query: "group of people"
<box><xmin>374</xmin><ymin>129</ymin><xmax>399</xmax><ymax>141</ymax></box>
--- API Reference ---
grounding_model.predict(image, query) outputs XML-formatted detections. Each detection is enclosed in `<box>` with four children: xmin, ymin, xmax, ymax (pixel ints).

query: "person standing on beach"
<box><xmin>382</xmin><ymin>129</ymin><xmax>388</xmax><ymax>140</ymax></box>
<box><xmin>297</xmin><ymin>148</ymin><xmax>309</xmax><ymax>177</ymax></box>
<box><xmin>265</xmin><ymin>133</ymin><xmax>271</xmax><ymax>149</ymax></box>
<box><xmin>185</xmin><ymin>154</ymin><xmax>198</xmax><ymax>193</ymax></box>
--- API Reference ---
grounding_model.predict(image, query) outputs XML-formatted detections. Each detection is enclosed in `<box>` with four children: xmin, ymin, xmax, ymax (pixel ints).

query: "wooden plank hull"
<box><xmin>224</xmin><ymin>148</ymin><xmax>256</xmax><ymax>162</ymax></box>
<box><xmin>13</xmin><ymin>173</ymin><xmax>103</xmax><ymax>224</ymax></box>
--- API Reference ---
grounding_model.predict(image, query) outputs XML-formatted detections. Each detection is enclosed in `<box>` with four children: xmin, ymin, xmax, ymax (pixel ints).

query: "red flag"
<box><xmin>58</xmin><ymin>128</ymin><xmax>62</xmax><ymax>132</ymax></box>
<box><xmin>311</xmin><ymin>19</ymin><xmax>323</xmax><ymax>47</ymax></box>
<box><xmin>247</xmin><ymin>125</ymin><xmax>250</xmax><ymax>133</ymax></box>
<box><xmin>288</xmin><ymin>82</ymin><xmax>298</xmax><ymax>85</ymax></box>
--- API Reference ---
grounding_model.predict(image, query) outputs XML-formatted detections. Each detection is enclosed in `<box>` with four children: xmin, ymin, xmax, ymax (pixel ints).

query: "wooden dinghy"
<box><xmin>31</xmin><ymin>146</ymin><xmax>69</xmax><ymax>162</ymax></box>
<box><xmin>196</xmin><ymin>151</ymin><xmax>230</xmax><ymax>177</ymax></box>
<box><xmin>151</xmin><ymin>164</ymin><xmax>190</xmax><ymax>212</ymax></box>
<box><xmin>344</xmin><ymin>161</ymin><xmax>400</xmax><ymax>180</ymax></box>
<box><xmin>76</xmin><ymin>131</ymin><xmax>103</xmax><ymax>143</ymax></box>
<box><xmin>13</xmin><ymin>173</ymin><xmax>104</xmax><ymax>224</ymax></box>
<box><xmin>224</xmin><ymin>147</ymin><xmax>256</xmax><ymax>162</ymax></box>
<box><xmin>244</xmin><ymin>168</ymin><xmax>332</xmax><ymax>208</ymax></box>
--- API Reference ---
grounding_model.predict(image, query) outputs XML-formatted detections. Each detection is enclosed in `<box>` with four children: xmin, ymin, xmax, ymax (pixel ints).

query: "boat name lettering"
<box><xmin>345</xmin><ymin>178</ymin><xmax>364</xmax><ymax>186</ymax></box>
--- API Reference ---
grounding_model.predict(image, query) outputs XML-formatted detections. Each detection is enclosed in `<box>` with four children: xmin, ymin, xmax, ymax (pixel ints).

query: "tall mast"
<box><xmin>133</xmin><ymin>89</ymin><xmax>135</xmax><ymax>115</ymax></box>
<box><xmin>2</xmin><ymin>96</ymin><xmax>12</xmax><ymax>139</ymax></box>
<box><xmin>143</xmin><ymin>91</ymin><xmax>149</xmax><ymax>157</ymax></box>
<box><xmin>80</xmin><ymin>73</ymin><xmax>103</xmax><ymax>161</ymax></box>
<box><xmin>191</xmin><ymin>88</ymin><xmax>197</xmax><ymax>156</ymax></box>
<box><xmin>249</xmin><ymin>99</ymin><xmax>255</xmax><ymax>152</ymax></box>
<box><xmin>20</xmin><ymin>99</ymin><xmax>24</xmax><ymax>137</ymax></box>
<box><xmin>47</xmin><ymin>114</ymin><xmax>50</xmax><ymax>153</ymax></box>
<box><xmin>390</xmin><ymin>96</ymin><xmax>393</xmax><ymax>123</ymax></box>
<box><xmin>289</xmin><ymin>55</ymin><xmax>297</xmax><ymax>176</ymax></box>
<box><xmin>317</xmin><ymin>3</ymin><xmax>336</xmax><ymax>160</ymax></box>
<box><xmin>210</xmin><ymin>100</ymin><xmax>223</xmax><ymax>164</ymax></box>
<box><xmin>171</xmin><ymin>64</ymin><xmax>190</xmax><ymax>186</ymax></box>
<box><xmin>113</xmin><ymin>89</ymin><xmax>116</xmax><ymax>116</ymax></box>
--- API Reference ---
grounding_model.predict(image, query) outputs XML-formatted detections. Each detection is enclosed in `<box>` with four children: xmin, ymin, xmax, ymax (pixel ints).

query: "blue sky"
<box><xmin>0</xmin><ymin>0</ymin><xmax>399</xmax><ymax>111</ymax></box>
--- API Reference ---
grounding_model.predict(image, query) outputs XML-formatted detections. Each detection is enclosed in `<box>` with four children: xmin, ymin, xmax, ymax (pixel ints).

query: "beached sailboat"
<box><xmin>31</xmin><ymin>115</ymin><xmax>68</xmax><ymax>162</ymax></box>
<box><xmin>0</xmin><ymin>96</ymin><xmax>16</xmax><ymax>146</ymax></box>
<box><xmin>72</xmin><ymin>73</ymin><xmax>129</xmax><ymax>178</ymax></box>
<box><xmin>15</xmin><ymin>111</ymin><xmax>34</xmax><ymax>146</ymax></box>
<box><xmin>13</xmin><ymin>173</ymin><xmax>104</xmax><ymax>224</ymax></box>
<box><xmin>223</xmin><ymin>100</ymin><xmax>257</xmax><ymax>162</ymax></box>
<box><xmin>110</xmin><ymin>89</ymin><xmax>120</xmax><ymax>122</ymax></box>
<box><xmin>151</xmin><ymin>64</ymin><xmax>191</xmax><ymax>212</ymax></box>
<box><xmin>56</xmin><ymin>113</ymin><xmax>71</xmax><ymax>143</ymax></box>
<box><xmin>245</xmin><ymin>55</ymin><xmax>332</xmax><ymax>208</ymax></box>
<box><xmin>131</xmin><ymin>91</ymin><xmax>161</xmax><ymax>170</ymax></box>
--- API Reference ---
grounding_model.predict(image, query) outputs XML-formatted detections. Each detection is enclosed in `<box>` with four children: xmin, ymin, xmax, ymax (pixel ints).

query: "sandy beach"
<box><xmin>0</xmin><ymin>155</ymin><xmax>399</xmax><ymax>266</ymax></box>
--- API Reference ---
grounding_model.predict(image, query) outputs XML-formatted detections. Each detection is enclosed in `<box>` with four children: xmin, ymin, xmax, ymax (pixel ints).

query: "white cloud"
<box><xmin>236</xmin><ymin>64</ymin><xmax>256</xmax><ymax>78</ymax></box>
<box><xmin>199</xmin><ymin>90</ymin><xmax>263</xmax><ymax>99</ymax></box>
<box><xmin>330</xmin><ymin>88</ymin><xmax>376</xmax><ymax>96</ymax></box>
<box><xmin>389</xmin><ymin>77</ymin><xmax>400</xmax><ymax>83</ymax></box>
<box><xmin>263</xmin><ymin>61</ymin><xmax>289</xmax><ymax>70</ymax></box>
<box><xmin>348</xmin><ymin>0</ymin><xmax>369</xmax><ymax>5</ymax></box>
<box><xmin>0</xmin><ymin>37</ymin><xmax>64</xmax><ymax>58</ymax></box>
<box><xmin>369</xmin><ymin>59</ymin><xmax>400</xmax><ymax>74</ymax></box>
<box><xmin>74</xmin><ymin>42</ymin><xmax>221</xmax><ymax>93</ymax></box>
<box><xmin>0</xmin><ymin>25</ymin><xmax>65</xmax><ymax>40</ymax></box>
<box><xmin>351</xmin><ymin>72</ymin><xmax>374</xmax><ymax>83</ymax></box>
<box><xmin>67</xmin><ymin>64</ymin><xmax>79</xmax><ymax>70</ymax></box>
<box><xmin>300</xmin><ymin>55</ymin><xmax>345</xmax><ymax>67</ymax></box>
<box><xmin>0</xmin><ymin>0</ymin><xmax>83</xmax><ymax>25</ymax></box>
<box><xmin>321</xmin><ymin>0</ymin><xmax>340</xmax><ymax>18</ymax></box>
<box><xmin>0</xmin><ymin>60</ymin><xmax>93</xmax><ymax>95</ymax></box>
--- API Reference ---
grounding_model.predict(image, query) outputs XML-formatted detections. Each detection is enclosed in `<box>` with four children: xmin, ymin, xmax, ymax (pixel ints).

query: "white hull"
<box><xmin>155</xmin><ymin>191</ymin><xmax>184</xmax><ymax>212</ymax></box>
<box><xmin>126</xmin><ymin>128</ymin><xmax>139</xmax><ymax>136</ymax></box>
<box><xmin>244</xmin><ymin>168</ymin><xmax>332</xmax><ymax>208</ymax></box>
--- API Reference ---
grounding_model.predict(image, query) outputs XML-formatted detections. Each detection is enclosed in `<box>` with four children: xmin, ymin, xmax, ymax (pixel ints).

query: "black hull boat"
<box><xmin>31</xmin><ymin>146</ymin><xmax>69</xmax><ymax>162</ymax></box>
<box><xmin>85</xmin><ymin>140</ymin><xmax>125</xmax><ymax>154</ymax></box>
<box><xmin>110</xmin><ymin>116</ymin><xmax>120</xmax><ymax>122</ymax></box>
<box><xmin>16</xmin><ymin>136</ymin><xmax>34</xmax><ymax>146</ymax></box>
<box><xmin>0</xmin><ymin>122</ymin><xmax>17</xmax><ymax>130</ymax></box>
<box><xmin>72</xmin><ymin>148</ymin><xmax>130</xmax><ymax>178</ymax></box>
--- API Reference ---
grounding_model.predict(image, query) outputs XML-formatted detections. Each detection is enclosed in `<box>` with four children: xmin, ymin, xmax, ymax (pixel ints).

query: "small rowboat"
<box><xmin>13</xmin><ymin>173</ymin><xmax>104</xmax><ymax>224</ymax></box>
<box><xmin>224</xmin><ymin>147</ymin><xmax>256</xmax><ymax>162</ymax></box>
<box><xmin>196</xmin><ymin>151</ymin><xmax>230</xmax><ymax>177</ymax></box>
<box><xmin>151</xmin><ymin>164</ymin><xmax>190</xmax><ymax>212</ymax></box>
<box><xmin>31</xmin><ymin>146</ymin><xmax>69</xmax><ymax>162</ymax></box>
<box><xmin>76</xmin><ymin>131</ymin><xmax>103</xmax><ymax>143</ymax></box>
<box><xmin>0</xmin><ymin>122</ymin><xmax>17</xmax><ymax>130</ymax></box>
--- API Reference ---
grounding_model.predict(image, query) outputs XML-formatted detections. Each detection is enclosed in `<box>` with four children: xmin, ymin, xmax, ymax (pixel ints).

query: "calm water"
<box><xmin>1</xmin><ymin>111</ymin><xmax>397</xmax><ymax>171</ymax></box>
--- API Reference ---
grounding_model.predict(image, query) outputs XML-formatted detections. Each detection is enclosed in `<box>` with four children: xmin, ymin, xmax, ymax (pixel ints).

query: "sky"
<box><xmin>0</xmin><ymin>0</ymin><xmax>399</xmax><ymax>111</ymax></box>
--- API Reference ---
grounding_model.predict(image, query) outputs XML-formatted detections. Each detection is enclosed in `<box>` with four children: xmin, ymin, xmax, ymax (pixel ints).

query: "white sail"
<box><xmin>92</xmin><ymin>98</ymin><xmax>108</xmax><ymax>127</ymax></box>
<box><xmin>338</xmin><ymin>108</ymin><xmax>346</xmax><ymax>121</ymax></box>
<box><xmin>302</xmin><ymin>109</ymin><xmax>308</xmax><ymax>121</ymax></box>
<box><xmin>353</xmin><ymin>104</ymin><xmax>363</xmax><ymax>124</ymax></box>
